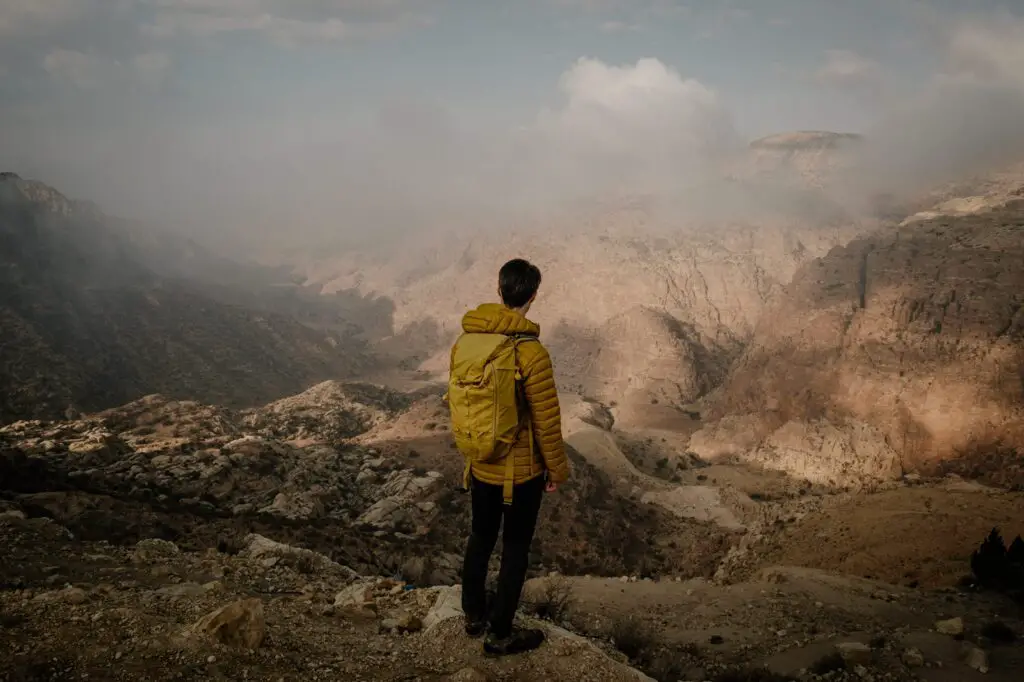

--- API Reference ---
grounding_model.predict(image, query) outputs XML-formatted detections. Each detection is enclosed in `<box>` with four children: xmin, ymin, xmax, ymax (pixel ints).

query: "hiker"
<box><xmin>447</xmin><ymin>258</ymin><xmax>570</xmax><ymax>656</ymax></box>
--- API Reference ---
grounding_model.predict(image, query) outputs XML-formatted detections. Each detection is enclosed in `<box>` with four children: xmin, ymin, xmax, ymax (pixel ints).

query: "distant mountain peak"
<box><xmin>749</xmin><ymin>130</ymin><xmax>863</xmax><ymax>151</ymax></box>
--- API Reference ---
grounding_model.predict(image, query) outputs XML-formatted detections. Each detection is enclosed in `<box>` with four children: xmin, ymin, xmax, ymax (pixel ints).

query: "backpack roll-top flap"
<box><xmin>450</xmin><ymin>333</ymin><xmax>510</xmax><ymax>384</ymax></box>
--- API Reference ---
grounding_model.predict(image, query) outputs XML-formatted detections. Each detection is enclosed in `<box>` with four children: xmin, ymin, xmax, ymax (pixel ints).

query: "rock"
<box><xmin>423</xmin><ymin>586</ymin><xmax>464</xmax><ymax>633</ymax></box>
<box><xmin>258</xmin><ymin>491</ymin><xmax>325</xmax><ymax>520</ymax></box>
<box><xmin>450</xmin><ymin>668</ymin><xmax>489</xmax><ymax>682</ymax></box>
<box><xmin>33</xmin><ymin>587</ymin><xmax>88</xmax><ymax>605</ymax></box>
<box><xmin>132</xmin><ymin>538</ymin><xmax>180</xmax><ymax>562</ymax></box>
<box><xmin>189</xmin><ymin>598</ymin><xmax>265</xmax><ymax>650</ymax></box>
<box><xmin>901</xmin><ymin>648</ymin><xmax>925</xmax><ymax>667</ymax></box>
<box><xmin>241</xmin><ymin>533</ymin><xmax>357</xmax><ymax>580</ymax></box>
<box><xmin>935</xmin><ymin>617</ymin><xmax>964</xmax><ymax>636</ymax></box>
<box><xmin>704</xmin><ymin>202</ymin><xmax>1024</xmax><ymax>478</ymax></box>
<box><xmin>963</xmin><ymin>645</ymin><xmax>989</xmax><ymax>673</ymax></box>
<box><xmin>334</xmin><ymin>581</ymin><xmax>379</xmax><ymax>609</ymax></box>
<box><xmin>154</xmin><ymin>582</ymin><xmax>207</xmax><ymax>598</ymax></box>
<box><xmin>400</xmin><ymin>557</ymin><xmax>428</xmax><ymax>585</ymax></box>
<box><xmin>64</xmin><ymin>587</ymin><xmax>88</xmax><ymax>605</ymax></box>
<box><xmin>836</xmin><ymin>641</ymin><xmax>872</xmax><ymax>664</ymax></box>
<box><xmin>379</xmin><ymin>611</ymin><xmax>422</xmax><ymax>635</ymax></box>
<box><xmin>421</xmin><ymin>586</ymin><xmax>655</xmax><ymax>680</ymax></box>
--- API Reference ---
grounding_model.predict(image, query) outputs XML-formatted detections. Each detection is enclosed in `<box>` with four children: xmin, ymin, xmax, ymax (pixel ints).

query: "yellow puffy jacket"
<box><xmin>452</xmin><ymin>303</ymin><xmax>570</xmax><ymax>493</ymax></box>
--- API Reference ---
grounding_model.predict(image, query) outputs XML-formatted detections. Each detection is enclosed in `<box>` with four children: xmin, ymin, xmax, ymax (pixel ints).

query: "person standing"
<box><xmin>447</xmin><ymin>258</ymin><xmax>570</xmax><ymax>656</ymax></box>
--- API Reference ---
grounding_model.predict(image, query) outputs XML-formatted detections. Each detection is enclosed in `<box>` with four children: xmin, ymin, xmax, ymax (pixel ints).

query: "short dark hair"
<box><xmin>498</xmin><ymin>258</ymin><xmax>542</xmax><ymax>308</ymax></box>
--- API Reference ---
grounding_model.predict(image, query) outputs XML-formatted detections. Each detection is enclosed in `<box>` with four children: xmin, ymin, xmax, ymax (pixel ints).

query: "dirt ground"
<box><xmin>729</xmin><ymin>482</ymin><xmax>1024</xmax><ymax>588</ymax></box>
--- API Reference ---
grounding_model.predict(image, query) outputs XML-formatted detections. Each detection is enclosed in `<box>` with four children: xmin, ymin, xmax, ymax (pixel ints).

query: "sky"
<box><xmin>2</xmin><ymin>0</ymin><xmax>1024</xmax><ymax>243</ymax></box>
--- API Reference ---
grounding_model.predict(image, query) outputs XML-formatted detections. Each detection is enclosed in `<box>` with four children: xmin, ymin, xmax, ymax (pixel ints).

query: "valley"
<box><xmin>2</xmin><ymin>137</ymin><xmax>1024</xmax><ymax>681</ymax></box>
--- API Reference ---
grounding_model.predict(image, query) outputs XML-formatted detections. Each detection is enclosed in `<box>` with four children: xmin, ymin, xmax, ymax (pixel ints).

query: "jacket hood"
<box><xmin>461</xmin><ymin>303</ymin><xmax>540</xmax><ymax>336</ymax></box>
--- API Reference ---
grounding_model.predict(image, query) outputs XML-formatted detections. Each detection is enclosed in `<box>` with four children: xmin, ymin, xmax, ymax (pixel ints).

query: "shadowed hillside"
<box><xmin>0</xmin><ymin>174</ymin><xmax>377</xmax><ymax>423</ymax></box>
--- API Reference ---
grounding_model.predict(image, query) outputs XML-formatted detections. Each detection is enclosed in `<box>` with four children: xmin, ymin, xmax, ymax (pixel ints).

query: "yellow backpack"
<box><xmin>447</xmin><ymin>332</ymin><xmax>533</xmax><ymax>503</ymax></box>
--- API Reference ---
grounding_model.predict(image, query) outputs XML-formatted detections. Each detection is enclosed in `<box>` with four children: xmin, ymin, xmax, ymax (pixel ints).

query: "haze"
<box><xmin>3</xmin><ymin>0</ymin><xmax>1024</xmax><ymax>249</ymax></box>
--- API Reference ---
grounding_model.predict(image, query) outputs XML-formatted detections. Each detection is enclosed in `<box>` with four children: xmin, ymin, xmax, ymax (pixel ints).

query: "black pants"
<box><xmin>461</xmin><ymin>473</ymin><xmax>545</xmax><ymax>639</ymax></box>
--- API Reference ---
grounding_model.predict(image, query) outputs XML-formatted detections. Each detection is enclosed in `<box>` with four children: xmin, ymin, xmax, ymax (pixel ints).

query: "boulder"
<box><xmin>189</xmin><ymin>598</ymin><xmax>265</xmax><ymax>650</ymax></box>
<box><xmin>241</xmin><ymin>533</ymin><xmax>358</xmax><ymax>580</ymax></box>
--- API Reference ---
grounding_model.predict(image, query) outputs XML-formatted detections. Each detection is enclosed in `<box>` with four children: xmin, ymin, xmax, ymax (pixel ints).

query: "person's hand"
<box><xmin>545</xmin><ymin>480</ymin><xmax>558</xmax><ymax>493</ymax></box>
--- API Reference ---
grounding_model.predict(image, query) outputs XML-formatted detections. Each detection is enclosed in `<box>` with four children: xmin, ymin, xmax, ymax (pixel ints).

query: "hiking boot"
<box><xmin>464</xmin><ymin>617</ymin><xmax>488</xmax><ymax>638</ymax></box>
<box><xmin>483</xmin><ymin>627</ymin><xmax>545</xmax><ymax>656</ymax></box>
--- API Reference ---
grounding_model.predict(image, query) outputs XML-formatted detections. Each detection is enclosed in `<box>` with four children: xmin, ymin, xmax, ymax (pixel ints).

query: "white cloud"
<box><xmin>42</xmin><ymin>48</ymin><xmax>173</xmax><ymax>89</ymax></box>
<box><xmin>0</xmin><ymin>0</ymin><xmax>83</xmax><ymax>37</ymax></box>
<box><xmin>944</xmin><ymin>14</ymin><xmax>1024</xmax><ymax>87</ymax></box>
<box><xmin>815</xmin><ymin>49</ymin><xmax>881</xmax><ymax>89</ymax></box>
<box><xmin>142</xmin><ymin>0</ymin><xmax>434</xmax><ymax>44</ymax></box>
<box><xmin>42</xmin><ymin>49</ymin><xmax>109</xmax><ymax>89</ymax></box>
<box><xmin>132</xmin><ymin>51</ymin><xmax>173</xmax><ymax>84</ymax></box>
<box><xmin>837</xmin><ymin>10</ymin><xmax>1024</xmax><ymax>202</ymax></box>
<box><xmin>599</xmin><ymin>20</ymin><xmax>641</xmax><ymax>33</ymax></box>
<box><xmin>512</xmin><ymin>57</ymin><xmax>740</xmax><ymax>200</ymax></box>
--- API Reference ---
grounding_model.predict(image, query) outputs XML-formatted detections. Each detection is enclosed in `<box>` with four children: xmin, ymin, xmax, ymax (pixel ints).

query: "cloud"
<box><xmin>815</xmin><ymin>49</ymin><xmax>881</xmax><ymax>89</ymax></box>
<box><xmin>131</xmin><ymin>51</ymin><xmax>173</xmax><ymax>84</ymax></box>
<box><xmin>42</xmin><ymin>50</ymin><xmax>109</xmax><ymax>89</ymax></box>
<box><xmin>42</xmin><ymin>48</ymin><xmax>172</xmax><ymax>89</ymax></box>
<box><xmin>943</xmin><ymin>13</ymin><xmax>1024</xmax><ymax>87</ymax></box>
<box><xmin>837</xmin><ymin>10</ymin><xmax>1024</xmax><ymax>202</ymax></box>
<box><xmin>599</xmin><ymin>20</ymin><xmax>641</xmax><ymax>33</ymax></box>
<box><xmin>7</xmin><ymin>4</ymin><xmax>1024</xmax><ymax>250</ymax></box>
<box><xmin>142</xmin><ymin>0</ymin><xmax>434</xmax><ymax>45</ymax></box>
<box><xmin>514</xmin><ymin>57</ymin><xmax>741</xmax><ymax>202</ymax></box>
<box><xmin>0</xmin><ymin>0</ymin><xmax>84</xmax><ymax>37</ymax></box>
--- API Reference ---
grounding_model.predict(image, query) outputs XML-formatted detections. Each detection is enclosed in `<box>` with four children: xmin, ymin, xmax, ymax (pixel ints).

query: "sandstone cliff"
<box><xmin>696</xmin><ymin>200</ymin><xmax>1024</xmax><ymax>487</ymax></box>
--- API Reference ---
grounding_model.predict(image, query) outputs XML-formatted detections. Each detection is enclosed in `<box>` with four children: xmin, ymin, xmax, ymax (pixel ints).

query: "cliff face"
<box><xmin>698</xmin><ymin>200</ymin><xmax>1024</xmax><ymax>487</ymax></box>
<box><xmin>0</xmin><ymin>174</ymin><xmax>375</xmax><ymax>423</ymax></box>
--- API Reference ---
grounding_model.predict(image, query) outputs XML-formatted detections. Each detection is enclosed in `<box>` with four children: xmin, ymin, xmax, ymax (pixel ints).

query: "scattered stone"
<box><xmin>33</xmin><ymin>587</ymin><xmax>88</xmax><ymax>605</ymax></box>
<box><xmin>189</xmin><ymin>598</ymin><xmax>265</xmax><ymax>650</ymax></box>
<box><xmin>836</xmin><ymin>642</ymin><xmax>872</xmax><ymax>664</ymax></box>
<box><xmin>901</xmin><ymin>648</ymin><xmax>925</xmax><ymax>667</ymax></box>
<box><xmin>962</xmin><ymin>644</ymin><xmax>989</xmax><ymax>673</ymax></box>
<box><xmin>935</xmin><ymin>617</ymin><xmax>964</xmax><ymax>636</ymax></box>
<box><xmin>132</xmin><ymin>539</ymin><xmax>180</xmax><ymax>562</ymax></box>
<box><xmin>450</xmin><ymin>668</ymin><xmax>489</xmax><ymax>682</ymax></box>
<box><xmin>241</xmin><ymin>533</ymin><xmax>357</xmax><ymax>579</ymax></box>
<box><xmin>423</xmin><ymin>586</ymin><xmax>463</xmax><ymax>632</ymax></box>
<box><xmin>64</xmin><ymin>587</ymin><xmax>88</xmax><ymax>605</ymax></box>
<box><xmin>379</xmin><ymin>611</ymin><xmax>422</xmax><ymax>635</ymax></box>
<box><xmin>154</xmin><ymin>582</ymin><xmax>207</xmax><ymax>598</ymax></box>
<box><xmin>334</xmin><ymin>581</ymin><xmax>378</xmax><ymax>609</ymax></box>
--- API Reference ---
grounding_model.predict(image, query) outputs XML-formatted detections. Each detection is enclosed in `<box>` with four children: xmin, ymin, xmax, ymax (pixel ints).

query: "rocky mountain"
<box><xmin>314</xmin><ymin>204</ymin><xmax>872</xmax><ymax>421</ymax></box>
<box><xmin>693</xmin><ymin>198</ymin><xmax>1024</xmax><ymax>489</ymax></box>
<box><xmin>0</xmin><ymin>173</ymin><xmax>377</xmax><ymax>423</ymax></box>
<box><xmin>743</xmin><ymin>130</ymin><xmax>864</xmax><ymax>188</ymax></box>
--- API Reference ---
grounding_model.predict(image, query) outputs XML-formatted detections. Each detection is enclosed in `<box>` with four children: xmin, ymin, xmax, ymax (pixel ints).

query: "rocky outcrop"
<box><xmin>242</xmin><ymin>380</ymin><xmax>412</xmax><ymax>444</ymax></box>
<box><xmin>566</xmin><ymin>306</ymin><xmax>727</xmax><ymax>409</ymax></box>
<box><xmin>703</xmin><ymin>200</ymin><xmax>1024</xmax><ymax>485</ymax></box>
<box><xmin>0</xmin><ymin>396</ymin><xmax>445</xmax><ymax>533</ymax></box>
<box><xmin>745</xmin><ymin>130</ymin><xmax>863</xmax><ymax>188</ymax></box>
